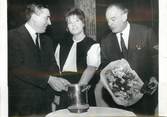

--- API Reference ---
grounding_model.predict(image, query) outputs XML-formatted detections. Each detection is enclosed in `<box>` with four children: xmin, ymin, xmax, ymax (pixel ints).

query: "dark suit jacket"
<box><xmin>101</xmin><ymin>23</ymin><xmax>158</xmax><ymax>82</ymax></box>
<box><xmin>8</xmin><ymin>25</ymin><xmax>58</xmax><ymax>116</ymax></box>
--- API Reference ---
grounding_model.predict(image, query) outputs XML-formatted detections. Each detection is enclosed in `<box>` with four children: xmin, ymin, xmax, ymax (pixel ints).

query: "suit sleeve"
<box><xmin>147</xmin><ymin>28</ymin><xmax>158</xmax><ymax>79</ymax></box>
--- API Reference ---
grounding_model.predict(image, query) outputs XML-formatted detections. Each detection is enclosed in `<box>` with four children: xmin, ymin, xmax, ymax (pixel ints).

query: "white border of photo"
<box><xmin>0</xmin><ymin>0</ymin><xmax>8</xmax><ymax>117</ymax></box>
<box><xmin>159</xmin><ymin>0</ymin><xmax>167</xmax><ymax>115</ymax></box>
<box><xmin>1</xmin><ymin>0</ymin><xmax>167</xmax><ymax>116</ymax></box>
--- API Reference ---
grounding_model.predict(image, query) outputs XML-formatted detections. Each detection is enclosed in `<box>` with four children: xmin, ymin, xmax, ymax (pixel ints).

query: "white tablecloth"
<box><xmin>45</xmin><ymin>107</ymin><xmax>136</xmax><ymax>117</ymax></box>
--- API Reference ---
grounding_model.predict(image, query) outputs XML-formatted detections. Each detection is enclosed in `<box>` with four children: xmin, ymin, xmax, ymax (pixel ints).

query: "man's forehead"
<box><xmin>108</xmin><ymin>6</ymin><xmax>123</xmax><ymax>13</ymax></box>
<box><xmin>35</xmin><ymin>8</ymin><xmax>50</xmax><ymax>16</ymax></box>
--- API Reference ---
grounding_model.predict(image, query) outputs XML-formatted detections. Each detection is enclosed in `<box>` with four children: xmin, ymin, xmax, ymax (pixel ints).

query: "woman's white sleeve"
<box><xmin>87</xmin><ymin>43</ymin><xmax>101</xmax><ymax>68</ymax></box>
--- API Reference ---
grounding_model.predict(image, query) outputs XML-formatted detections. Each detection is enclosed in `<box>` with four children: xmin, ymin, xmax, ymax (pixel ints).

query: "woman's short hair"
<box><xmin>65</xmin><ymin>8</ymin><xmax>85</xmax><ymax>25</ymax></box>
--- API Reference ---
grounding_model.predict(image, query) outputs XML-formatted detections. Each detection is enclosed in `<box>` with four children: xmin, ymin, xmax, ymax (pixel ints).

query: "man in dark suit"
<box><xmin>8</xmin><ymin>3</ymin><xmax>70</xmax><ymax>116</ymax></box>
<box><xmin>100</xmin><ymin>2</ymin><xmax>158</xmax><ymax>116</ymax></box>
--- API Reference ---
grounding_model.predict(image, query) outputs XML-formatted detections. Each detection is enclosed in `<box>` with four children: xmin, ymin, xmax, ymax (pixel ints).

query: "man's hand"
<box><xmin>48</xmin><ymin>76</ymin><xmax>70</xmax><ymax>92</ymax></box>
<box><xmin>141</xmin><ymin>76</ymin><xmax>158</xmax><ymax>95</ymax></box>
<box><xmin>148</xmin><ymin>77</ymin><xmax>158</xmax><ymax>91</ymax></box>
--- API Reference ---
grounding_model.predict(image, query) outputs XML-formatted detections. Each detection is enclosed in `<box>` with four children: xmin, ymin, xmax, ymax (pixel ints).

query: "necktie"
<box><xmin>35</xmin><ymin>33</ymin><xmax>40</xmax><ymax>50</ymax></box>
<box><xmin>120</xmin><ymin>33</ymin><xmax>128</xmax><ymax>59</ymax></box>
<box><xmin>35</xmin><ymin>33</ymin><xmax>41</xmax><ymax>62</ymax></box>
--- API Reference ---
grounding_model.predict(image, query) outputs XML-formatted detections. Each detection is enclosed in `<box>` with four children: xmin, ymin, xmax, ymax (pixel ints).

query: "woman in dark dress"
<box><xmin>54</xmin><ymin>8</ymin><xmax>101</xmax><ymax>108</ymax></box>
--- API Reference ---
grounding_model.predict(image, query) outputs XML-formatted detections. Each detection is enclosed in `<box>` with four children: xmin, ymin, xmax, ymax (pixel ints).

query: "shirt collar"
<box><xmin>25</xmin><ymin>23</ymin><xmax>37</xmax><ymax>35</ymax></box>
<box><xmin>116</xmin><ymin>22</ymin><xmax>130</xmax><ymax>50</ymax></box>
<box><xmin>121</xmin><ymin>22</ymin><xmax>130</xmax><ymax>36</ymax></box>
<box><xmin>116</xmin><ymin>22</ymin><xmax>130</xmax><ymax>37</ymax></box>
<box><xmin>25</xmin><ymin>23</ymin><xmax>37</xmax><ymax>40</ymax></box>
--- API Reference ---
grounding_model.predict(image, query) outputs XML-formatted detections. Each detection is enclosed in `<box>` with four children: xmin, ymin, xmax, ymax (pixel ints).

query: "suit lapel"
<box><xmin>19</xmin><ymin>25</ymin><xmax>37</xmax><ymax>50</ymax></box>
<box><xmin>109</xmin><ymin>33</ymin><xmax>123</xmax><ymax>60</ymax></box>
<box><xmin>128</xmin><ymin>24</ymin><xmax>136</xmax><ymax>51</ymax></box>
<box><xmin>19</xmin><ymin>25</ymin><xmax>42</xmax><ymax>63</ymax></box>
<box><xmin>128</xmin><ymin>24</ymin><xmax>140</xmax><ymax>59</ymax></box>
<box><xmin>113</xmin><ymin>34</ymin><xmax>122</xmax><ymax>53</ymax></box>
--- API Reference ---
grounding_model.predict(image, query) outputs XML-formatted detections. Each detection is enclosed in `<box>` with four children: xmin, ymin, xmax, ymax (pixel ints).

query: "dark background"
<box><xmin>8</xmin><ymin>0</ymin><xmax>158</xmax><ymax>42</ymax></box>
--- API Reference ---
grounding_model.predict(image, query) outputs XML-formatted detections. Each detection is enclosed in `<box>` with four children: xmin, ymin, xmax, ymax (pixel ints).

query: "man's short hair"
<box><xmin>107</xmin><ymin>1</ymin><xmax>129</xmax><ymax>13</ymax></box>
<box><xmin>25</xmin><ymin>2</ymin><xmax>49</xmax><ymax>21</ymax></box>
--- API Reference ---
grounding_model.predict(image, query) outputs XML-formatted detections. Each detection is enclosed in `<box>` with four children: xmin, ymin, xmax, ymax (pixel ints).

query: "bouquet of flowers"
<box><xmin>100</xmin><ymin>59</ymin><xmax>144</xmax><ymax>106</ymax></box>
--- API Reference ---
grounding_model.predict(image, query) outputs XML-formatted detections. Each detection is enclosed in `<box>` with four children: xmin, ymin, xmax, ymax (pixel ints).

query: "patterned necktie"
<box><xmin>120</xmin><ymin>33</ymin><xmax>128</xmax><ymax>59</ymax></box>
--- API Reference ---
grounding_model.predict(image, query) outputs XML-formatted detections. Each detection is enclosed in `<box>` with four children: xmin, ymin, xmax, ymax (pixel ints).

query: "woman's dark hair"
<box><xmin>25</xmin><ymin>2</ymin><xmax>49</xmax><ymax>21</ymax></box>
<box><xmin>65</xmin><ymin>8</ymin><xmax>86</xmax><ymax>25</ymax></box>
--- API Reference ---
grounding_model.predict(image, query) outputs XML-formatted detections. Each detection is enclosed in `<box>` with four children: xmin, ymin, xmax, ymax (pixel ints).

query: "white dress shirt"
<box><xmin>116</xmin><ymin>22</ymin><xmax>130</xmax><ymax>51</ymax></box>
<box><xmin>55</xmin><ymin>39</ymin><xmax>101</xmax><ymax>72</ymax></box>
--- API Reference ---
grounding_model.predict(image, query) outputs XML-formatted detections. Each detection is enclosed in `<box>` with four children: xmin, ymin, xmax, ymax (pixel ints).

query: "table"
<box><xmin>45</xmin><ymin>107</ymin><xmax>136</xmax><ymax>117</ymax></box>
